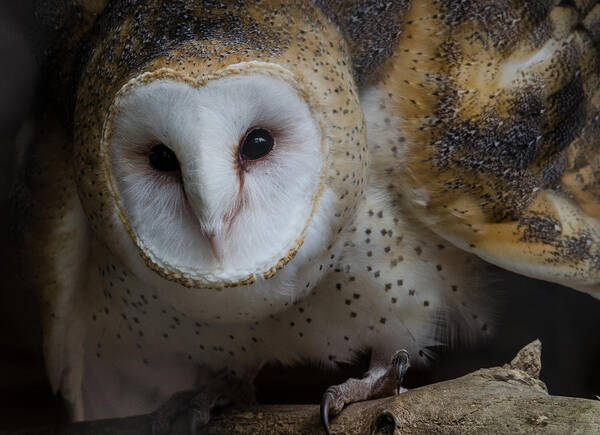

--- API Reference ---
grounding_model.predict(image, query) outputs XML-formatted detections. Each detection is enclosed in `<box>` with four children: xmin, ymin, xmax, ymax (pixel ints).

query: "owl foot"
<box><xmin>320</xmin><ymin>349</ymin><xmax>409</xmax><ymax>435</ymax></box>
<box><xmin>150</xmin><ymin>374</ymin><xmax>253</xmax><ymax>435</ymax></box>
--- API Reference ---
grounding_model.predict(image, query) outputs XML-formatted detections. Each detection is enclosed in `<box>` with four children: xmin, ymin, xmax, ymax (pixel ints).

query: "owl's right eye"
<box><xmin>149</xmin><ymin>144</ymin><xmax>180</xmax><ymax>172</ymax></box>
<box><xmin>240</xmin><ymin>128</ymin><xmax>274</xmax><ymax>161</ymax></box>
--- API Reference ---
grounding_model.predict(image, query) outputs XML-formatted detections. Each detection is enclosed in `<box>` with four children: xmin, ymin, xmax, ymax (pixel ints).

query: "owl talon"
<box><xmin>319</xmin><ymin>349</ymin><xmax>410</xmax><ymax>433</ymax></box>
<box><xmin>320</xmin><ymin>387</ymin><xmax>345</xmax><ymax>434</ymax></box>
<box><xmin>392</xmin><ymin>349</ymin><xmax>410</xmax><ymax>395</ymax></box>
<box><xmin>150</xmin><ymin>375</ymin><xmax>253</xmax><ymax>435</ymax></box>
<box><xmin>150</xmin><ymin>389</ymin><xmax>224</xmax><ymax>435</ymax></box>
<box><xmin>188</xmin><ymin>393</ymin><xmax>214</xmax><ymax>435</ymax></box>
<box><xmin>150</xmin><ymin>390</ymin><xmax>196</xmax><ymax>435</ymax></box>
<box><xmin>189</xmin><ymin>407</ymin><xmax>208</xmax><ymax>435</ymax></box>
<box><xmin>151</xmin><ymin>416</ymin><xmax>171</xmax><ymax>435</ymax></box>
<box><xmin>320</xmin><ymin>391</ymin><xmax>332</xmax><ymax>435</ymax></box>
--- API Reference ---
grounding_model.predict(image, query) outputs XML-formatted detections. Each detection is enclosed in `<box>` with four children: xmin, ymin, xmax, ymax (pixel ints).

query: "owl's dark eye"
<box><xmin>149</xmin><ymin>144</ymin><xmax>179</xmax><ymax>172</ymax></box>
<box><xmin>240</xmin><ymin>129</ymin><xmax>274</xmax><ymax>161</ymax></box>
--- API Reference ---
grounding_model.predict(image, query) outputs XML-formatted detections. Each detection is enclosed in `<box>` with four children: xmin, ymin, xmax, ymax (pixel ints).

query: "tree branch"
<box><xmin>6</xmin><ymin>340</ymin><xmax>600</xmax><ymax>434</ymax></box>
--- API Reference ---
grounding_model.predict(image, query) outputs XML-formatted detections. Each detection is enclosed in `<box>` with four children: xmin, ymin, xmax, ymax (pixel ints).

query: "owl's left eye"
<box><xmin>149</xmin><ymin>144</ymin><xmax>180</xmax><ymax>172</ymax></box>
<box><xmin>240</xmin><ymin>128</ymin><xmax>274</xmax><ymax>161</ymax></box>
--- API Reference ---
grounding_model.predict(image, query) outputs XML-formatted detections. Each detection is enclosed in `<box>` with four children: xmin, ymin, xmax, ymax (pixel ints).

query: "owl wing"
<box><xmin>15</xmin><ymin>0</ymin><xmax>110</xmax><ymax>410</ymax></box>
<box><xmin>17</xmin><ymin>111</ymin><xmax>90</xmax><ymax>413</ymax></box>
<box><xmin>356</xmin><ymin>1</ymin><xmax>600</xmax><ymax>296</ymax></box>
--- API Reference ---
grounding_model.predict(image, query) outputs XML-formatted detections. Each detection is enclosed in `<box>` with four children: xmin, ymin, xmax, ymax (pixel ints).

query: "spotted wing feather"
<box><xmin>17</xmin><ymin>112</ymin><xmax>89</xmax><ymax>419</ymax></box>
<box><xmin>345</xmin><ymin>0</ymin><xmax>600</xmax><ymax>295</ymax></box>
<box><xmin>18</xmin><ymin>0</ymin><xmax>107</xmax><ymax>411</ymax></box>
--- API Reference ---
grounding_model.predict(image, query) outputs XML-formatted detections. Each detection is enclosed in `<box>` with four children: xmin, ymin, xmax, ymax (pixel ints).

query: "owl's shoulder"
<box><xmin>364</xmin><ymin>1</ymin><xmax>600</xmax><ymax>294</ymax></box>
<box><xmin>17</xmin><ymin>111</ymin><xmax>90</xmax><ymax>398</ymax></box>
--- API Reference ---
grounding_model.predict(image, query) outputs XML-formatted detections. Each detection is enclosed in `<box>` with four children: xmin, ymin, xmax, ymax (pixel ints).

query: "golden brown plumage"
<box><xmin>352</xmin><ymin>0</ymin><xmax>600</xmax><ymax>295</ymax></box>
<box><xmin>36</xmin><ymin>0</ymin><xmax>600</xmax><ymax>296</ymax></box>
<box><xmin>18</xmin><ymin>0</ymin><xmax>600</xmax><ymax>429</ymax></box>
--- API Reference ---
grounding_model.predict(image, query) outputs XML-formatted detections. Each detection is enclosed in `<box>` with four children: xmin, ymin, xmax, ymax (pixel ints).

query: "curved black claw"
<box><xmin>320</xmin><ymin>389</ymin><xmax>334</xmax><ymax>435</ymax></box>
<box><xmin>151</xmin><ymin>418</ymin><xmax>171</xmax><ymax>435</ymax></box>
<box><xmin>190</xmin><ymin>409</ymin><xmax>200</xmax><ymax>435</ymax></box>
<box><xmin>151</xmin><ymin>390</ymin><xmax>196</xmax><ymax>435</ymax></box>
<box><xmin>393</xmin><ymin>349</ymin><xmax>410</xmax><ymax>395</ymax></box>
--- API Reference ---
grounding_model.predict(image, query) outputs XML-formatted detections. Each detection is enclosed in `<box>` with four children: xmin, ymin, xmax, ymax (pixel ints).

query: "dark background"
<box><xmin>1</xmin><ymin>1</ymin><xmax>599</xmax><ymax>431</ymax></box>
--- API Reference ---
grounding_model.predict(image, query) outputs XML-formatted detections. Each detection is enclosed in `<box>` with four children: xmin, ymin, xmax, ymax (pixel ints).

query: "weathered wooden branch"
<box><xmin>6</xmin><ymin>340</ymin><xmax>600</xmax><ymax>434</ymax></box>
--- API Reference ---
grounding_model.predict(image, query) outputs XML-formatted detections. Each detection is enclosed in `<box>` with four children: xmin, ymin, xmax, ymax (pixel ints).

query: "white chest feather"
<box><xmin>66</xmin><ymin>181</ymin><xmax>492</xmax><ymax>420</ymax></box>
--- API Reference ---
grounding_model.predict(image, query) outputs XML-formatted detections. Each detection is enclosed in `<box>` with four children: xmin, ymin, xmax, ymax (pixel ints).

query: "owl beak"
<box><xmin>206</xmin><ymin>233</ymin><xmax>223</xmax><ymax>263</ymax></box>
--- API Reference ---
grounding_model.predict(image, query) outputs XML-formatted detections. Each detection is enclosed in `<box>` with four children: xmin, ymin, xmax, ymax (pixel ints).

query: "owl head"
<box><xmin>71</xmin><ymin>0</ymin><xmax>367</xmax><ymax>312</ymax></box>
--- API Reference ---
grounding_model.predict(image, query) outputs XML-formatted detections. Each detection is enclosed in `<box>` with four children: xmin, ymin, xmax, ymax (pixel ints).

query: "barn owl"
<box><xmin>19</xmin><ymin>0</ymin><xmax>599</xmax><ymax>433</ymax></box>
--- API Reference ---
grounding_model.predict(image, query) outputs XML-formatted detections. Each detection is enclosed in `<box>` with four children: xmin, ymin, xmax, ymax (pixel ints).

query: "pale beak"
<box><xmin>206</xmin><ymin>233</ymin><xmax>223</xmax><ymax>263</ymax></box>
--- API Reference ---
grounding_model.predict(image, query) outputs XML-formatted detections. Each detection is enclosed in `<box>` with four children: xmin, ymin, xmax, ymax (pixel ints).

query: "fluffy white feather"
<box><xmin>108</xmin><ymin>73</ymin><xmax>323</xmax><ymax>283</ymax></box>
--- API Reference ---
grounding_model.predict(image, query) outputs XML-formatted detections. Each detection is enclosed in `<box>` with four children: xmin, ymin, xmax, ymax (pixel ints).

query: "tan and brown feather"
<box><xmin>354</xmin><ymin>0</ymin><xmax>600</xmax><ymax>293</ymax></box>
